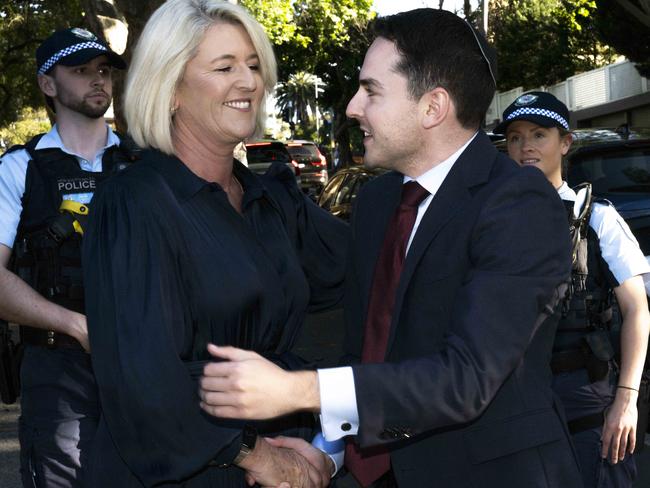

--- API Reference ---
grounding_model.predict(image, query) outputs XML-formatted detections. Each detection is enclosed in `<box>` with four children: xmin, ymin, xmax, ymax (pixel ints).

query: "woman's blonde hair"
<box><xmin>124</xmin><ymin>0</ymin><xmax>277</xmax><ymax>154</ymax></box>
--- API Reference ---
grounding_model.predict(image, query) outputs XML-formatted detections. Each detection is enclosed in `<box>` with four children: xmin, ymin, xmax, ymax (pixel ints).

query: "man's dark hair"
<box><xmin>373</xmin><ymin>8</ymin><xmax>496</xmax><ymax>130</ymax></box>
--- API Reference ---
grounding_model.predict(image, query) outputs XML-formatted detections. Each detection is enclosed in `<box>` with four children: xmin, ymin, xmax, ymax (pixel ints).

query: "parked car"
<box><xmin>317</xmin><ymin>166</ymin><xmax>385</xmax><ymax>221</ymax></box>
<box><xmin>285</xmin><ymin>140</ymin><xmax>329</xmax><ymax>195</ymax></box>
<box><xmin>244</xmin><ymin>140</ymin><xmax>300</xmax><ymax>184</ymax></box>
<box><xmin>565</xmin><ymin>127</ymin><xmax>650</xmax><ymax>260</ymax></box>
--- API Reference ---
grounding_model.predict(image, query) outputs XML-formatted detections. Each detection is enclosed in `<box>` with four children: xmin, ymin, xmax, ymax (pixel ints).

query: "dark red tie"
<box><xmin>345</xmin><ymin>181</ymin><xmax>430</xmax><ymax>487</ymax></box>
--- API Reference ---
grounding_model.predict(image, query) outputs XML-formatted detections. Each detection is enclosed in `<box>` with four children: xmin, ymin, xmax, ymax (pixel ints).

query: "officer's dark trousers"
<box><xmin>18</xmin><ymin>346</ymin><xmax>99</xmax><ymax>488</ymax></box>
<box><xmin>553</xmin><ymin>367</ymin><xmax>637</xmax><ymax>488</ymax></box>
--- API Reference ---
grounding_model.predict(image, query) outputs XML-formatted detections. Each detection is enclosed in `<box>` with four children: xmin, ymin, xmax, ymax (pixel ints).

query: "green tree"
<box><xmin>0</xmin><ymin>0</ymin><xmax>84</xmax><ymax>127</ymax></box>
<box><xmin>0</xmin><ymin>106</ymin><xmax>50</xmax><ymax>149</ymax></box>
<box><xmin>0</xmin><ymin>0</ymin><xmax>163</xmax><ymax>132</ymax></box>
<box><xmin>490</xmin><ymin>0</ymin><xmax>616</xmax><ymax>91</ymax></box>
<box><xmin>594</xmin><ymin>0</ymin><xmax>650</xmax><ymax>77</ymax></box>
<box><xmin>240</xmin><ymin>0</ymin><xmax>375</xmax><ymax>165</ymax></box>
<box><xmin>275</xmin><ymin>71</ymin><xmax>323</xmax><ymax>136</ymax></box>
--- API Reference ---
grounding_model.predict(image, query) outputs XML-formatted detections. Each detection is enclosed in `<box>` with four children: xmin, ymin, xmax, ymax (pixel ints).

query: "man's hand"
<box><xmin>266</xmin><ymin>436</ymin><xmax>334</xmax><ymax>485</ymax></box>
<box><xmin>238</xmin><ymin>436</ymin><xmax>329</xmax><ymax>488</ymax></box>
<box><xmin>601</xmin><ymin>389</ymin><xmax>638</xmax><ymax>463</ymax></box>
<box><xmin>199</xmin><ymin>344</ymin><xmax>320</xmax><ymax>419</ymax></box>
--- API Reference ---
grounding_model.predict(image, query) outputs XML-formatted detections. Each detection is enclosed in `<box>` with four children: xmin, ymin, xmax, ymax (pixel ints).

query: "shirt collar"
<box><xmin>148</xmin><ymin>149</ymin><xmax>264</xmax><ymax>203</ymax></box>
<box><xmin>557</xmin><ymin>181</ymin><xmax>576</xmax><ymax>201</ymax></box>
<box><xmin>35</xmin><ymin>124</ymin><xmax>120</xmax><ymax>156</ymax></box>
<box><xmin>403</xmin><ymin>132</ymin><xmax>477</xmax><ymax>197</ymax></box>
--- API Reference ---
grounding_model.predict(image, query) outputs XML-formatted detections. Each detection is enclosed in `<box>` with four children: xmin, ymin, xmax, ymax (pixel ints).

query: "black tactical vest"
<box><xmin>6</xmin><ymin>133</ymin><xmax>137</xmax><ymax>313</ymax></box>
<box><xmin>553</xmin><ymin>189</ymin><xmax>618</xmax><ymax>381</ymax></box>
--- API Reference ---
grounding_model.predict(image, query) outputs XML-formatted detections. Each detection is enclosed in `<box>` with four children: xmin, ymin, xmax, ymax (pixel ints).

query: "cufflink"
<box><xmin>341</xmin><ymin>422</ymin><xmax>351</xmax><ymax>432</ymax></box>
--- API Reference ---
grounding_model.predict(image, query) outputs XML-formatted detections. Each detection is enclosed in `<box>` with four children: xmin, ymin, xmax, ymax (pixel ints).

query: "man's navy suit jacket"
<box><xmin>344</xmin><ymin>132</ymin><xmax>584</xmax><ymax>487</ymax></box>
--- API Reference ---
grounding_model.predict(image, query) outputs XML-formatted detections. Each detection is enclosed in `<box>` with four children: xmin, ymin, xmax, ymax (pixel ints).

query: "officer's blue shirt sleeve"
<box><xmin>0</xmin><ymin>149</ymin><xmax>29</xmax><ymax>248</ymax></box>
<box><xmin>590</xmin><ymin>202</ymin><xmax>650</xmax><ymax>286</ymax></box>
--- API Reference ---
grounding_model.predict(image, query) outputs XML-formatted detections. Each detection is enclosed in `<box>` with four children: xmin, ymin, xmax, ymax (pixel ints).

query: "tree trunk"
<box><xmin>104</xmin><ymin>0</ymin><xmax>165</xmax><ymax>132</ymax></box>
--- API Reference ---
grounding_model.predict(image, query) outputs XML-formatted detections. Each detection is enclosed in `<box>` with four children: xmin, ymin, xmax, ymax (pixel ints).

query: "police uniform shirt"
<box><xmin>557</xmin><ymin>181</ymin><xmax>650</xmax><ymax>285</ymax></box>
<box><xmin>0</xmin><ymin>124</ymin><xmax>120</xmax><ymax>249</ymax></box>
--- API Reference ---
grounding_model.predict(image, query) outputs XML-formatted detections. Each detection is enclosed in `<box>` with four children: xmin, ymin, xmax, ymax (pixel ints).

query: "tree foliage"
<box><xmin>240</xmin><ymin>0</ymin><xmax>375</xmax><ymax>165</ymax></box>
<box><xmin>0</xmin><ymin>107</ymin><xmax>50</xmax><ymax>149</ymax></box>
<box><xmin>594</xmin><ymin>0</ymin><xmax>650</xmax><ymax>77</ymax></box>
<box><xmin>275</xmin><ymin>71</ymin><xmax>323</xmax><ymax>135</ymax></box>
<box><xmin>0</xmin><ymin>0</ymin><xmax>84</xmax><ymax>127</ymax></box>
<box><xmin>489</xmin><ymin>0</ymin><xmax>617</xmax><ymax>91</ymax></box>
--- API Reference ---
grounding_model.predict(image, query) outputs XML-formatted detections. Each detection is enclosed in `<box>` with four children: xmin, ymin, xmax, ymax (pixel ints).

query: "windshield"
<box><xmin>568</xmin><ymin>149</ymin><xmax>650</xmax><ymax>194</ymax></box>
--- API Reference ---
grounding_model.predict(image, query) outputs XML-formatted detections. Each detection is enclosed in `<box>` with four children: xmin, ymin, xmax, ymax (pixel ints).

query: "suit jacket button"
<box><xmin>341</xmin><ymin>422</ymin><xmax>352</xmax><ymax>432</ymax></box>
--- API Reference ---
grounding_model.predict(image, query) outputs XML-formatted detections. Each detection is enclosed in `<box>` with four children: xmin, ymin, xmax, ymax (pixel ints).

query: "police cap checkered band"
<box><xmin>36</xmin><ymin>28</ymin><xmax>126</xmax><ymax>75</ymax></box>
<box><xmin>506</xmin><ymin>107</ymin><xmax>569</xmax><ymax>130</ymax></box>
<box><xmin>38</xmin><ymin>41</ymin><xmax>108</xmax><ymax>75</ymax></box>
<box><xmin>493</xmin><ymin>91</ymin><xmax>571</xmax><ymax>134</ymax></box>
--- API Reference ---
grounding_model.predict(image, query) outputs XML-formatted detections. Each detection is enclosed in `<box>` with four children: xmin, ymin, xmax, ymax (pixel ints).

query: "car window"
<box><xmin>629</xmin><ymin>221</ymin><xmax>650</xmax><ymax>255</ymax></box>
<box><xmin>568</xmin><ymin>149</ymin><xmax>650</xmax><ymax>194</ymax></box>
<box><xmin>287</xmin><ymin>144</ymin><xmax>319</xmax><ymax>158</ymax></box>
<box><xmin>247</xmin><ymin>146</ymin><xmax>291</xmax><ymax>164</ymax></box>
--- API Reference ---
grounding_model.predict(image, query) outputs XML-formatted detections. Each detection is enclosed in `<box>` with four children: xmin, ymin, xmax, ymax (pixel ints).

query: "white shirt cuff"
<box><xmin>317</xmin><ymin>366</ymin><xmax>359</xmax><ymax>441</ymax></box>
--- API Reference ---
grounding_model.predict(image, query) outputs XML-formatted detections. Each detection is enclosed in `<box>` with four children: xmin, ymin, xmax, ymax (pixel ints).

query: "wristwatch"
<box><xmin>232</xmin><ymin>424</ymin><xmax>258</xmax><ymax>465</ymax></box>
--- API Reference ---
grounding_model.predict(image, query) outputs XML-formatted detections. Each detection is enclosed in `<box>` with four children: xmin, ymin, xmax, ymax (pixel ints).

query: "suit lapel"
<box><xmin>384</xmin><ymin>132</ymin><xmax>499</xmax><ymax>357</ymax></box>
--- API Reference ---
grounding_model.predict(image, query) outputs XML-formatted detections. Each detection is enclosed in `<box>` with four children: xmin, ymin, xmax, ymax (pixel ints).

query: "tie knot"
<box><xmin>400</xmin><ymin>181</ymin><xmax>429</xmax><ymax>208</ymax></box>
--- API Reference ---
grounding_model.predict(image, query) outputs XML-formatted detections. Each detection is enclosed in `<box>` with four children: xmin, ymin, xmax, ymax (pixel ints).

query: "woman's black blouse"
<box><xmin>82</xmin><ymin>149</ymin><xmax>347</xmax><ymax>487</ymax></box>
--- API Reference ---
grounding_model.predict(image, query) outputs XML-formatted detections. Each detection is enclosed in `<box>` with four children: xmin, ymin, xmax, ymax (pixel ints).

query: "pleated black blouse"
<box><xmin>82</xmin><ymin>149</ymin><xmax>347</xmax><ymax>487</ymax></box>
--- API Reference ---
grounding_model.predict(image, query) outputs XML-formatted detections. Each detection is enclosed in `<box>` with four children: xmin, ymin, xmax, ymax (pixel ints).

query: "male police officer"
<box><xmin>0</xmin><ymin>28</ymin><xmax>129</xmax><ymax>487</ymax></box>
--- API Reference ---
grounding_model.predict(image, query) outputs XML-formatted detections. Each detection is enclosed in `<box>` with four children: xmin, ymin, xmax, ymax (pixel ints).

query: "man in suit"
<box><xmin>198</xmin><ymin>9</ymin><xmax>583</xmax><ymax>488</ymax></box>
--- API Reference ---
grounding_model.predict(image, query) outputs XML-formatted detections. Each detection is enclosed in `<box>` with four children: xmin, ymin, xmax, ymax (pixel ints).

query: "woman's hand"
<box><xmin>601</xmin><ymin>388</ymin><xmax>638</xmax><ymax>463</ymax></box>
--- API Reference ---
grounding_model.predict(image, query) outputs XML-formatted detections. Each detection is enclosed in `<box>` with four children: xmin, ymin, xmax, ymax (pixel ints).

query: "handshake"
<box><xmin>199</xmin><ymin>344</ymin><xmax>340</xmax><ymax>487</ymax></box>
<box><xmin>236</xmin><ymin>435</ymin><xmax>334</xmax><ymax>488</ymax></box>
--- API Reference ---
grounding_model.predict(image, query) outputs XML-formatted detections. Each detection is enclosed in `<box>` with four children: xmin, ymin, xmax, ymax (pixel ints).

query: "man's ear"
<box><xmin>37</xmin><ymin>74</ymin><xmax>57</xmax><ymax>98</ymax></box>
<box><xmin>420</xmin><ymin>87</ymin><xmax>450</xmax><ymax>129</ymax></box>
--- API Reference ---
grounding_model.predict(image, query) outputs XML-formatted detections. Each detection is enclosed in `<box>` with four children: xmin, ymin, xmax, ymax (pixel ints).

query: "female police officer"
<box><xmin>495</xmin><ymin>92</ymin><xmax>650</xmax><ymax>487</ymax></box>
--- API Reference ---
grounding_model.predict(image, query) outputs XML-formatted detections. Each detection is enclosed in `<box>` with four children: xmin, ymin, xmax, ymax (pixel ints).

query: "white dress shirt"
<box><xmin>318</xmin><ymin>134</ymin><xmax>476</xmax><ymax>441</ymax></box>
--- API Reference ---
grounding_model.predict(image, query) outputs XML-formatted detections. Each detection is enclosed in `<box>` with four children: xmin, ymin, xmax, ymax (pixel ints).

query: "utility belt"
<box><xmin>551</xmin><ymin>348</ymin><xmax>611</xmax><ymax>383</ymax></box>
<box><xmin>552</xmin><ymin>323</ymin><xmax>616</xmax><ymax>435</ymax></box>
<box><xmin>21</xmin><ymin>326</ymin><xmax>85</xmax><ymax>351</ymax></box>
